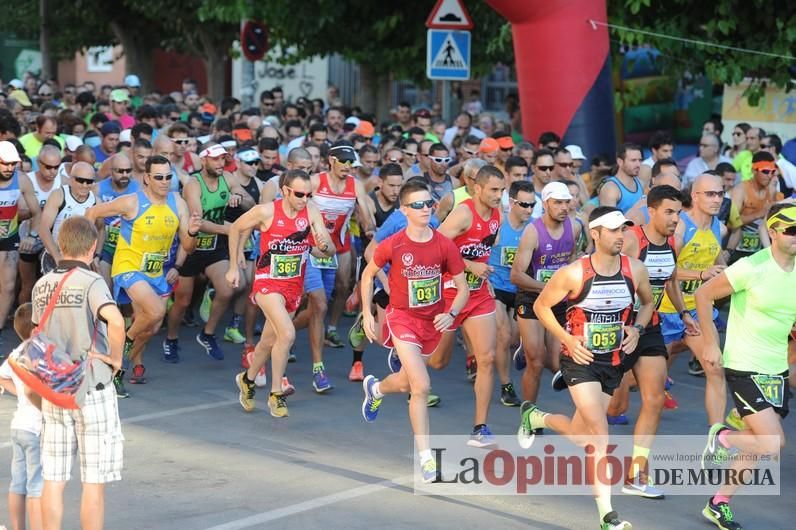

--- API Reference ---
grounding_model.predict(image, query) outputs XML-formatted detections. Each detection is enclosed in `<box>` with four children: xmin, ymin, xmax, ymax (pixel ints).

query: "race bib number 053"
<box><xmin>583</xmin><ymin>321</ymin><xmax>623</xmax><ymax>354</ymax></box>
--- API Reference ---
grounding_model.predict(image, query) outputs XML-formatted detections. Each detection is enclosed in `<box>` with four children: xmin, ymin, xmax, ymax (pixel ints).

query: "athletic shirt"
<box><xmin>225</xmin><ymin>176</ymin><xmax>262</xmax><ymax>222</ymax></box>
<box><xmin>516</xmin><ymin>216</ymin><xmax>574</xmax><ymax>305</ymax></box>
<box><xmin>452</xmin><ymin>186</ymin><xmax>471</xmax><ymax>208</ymax></box>
<box><xmin>97</xmin><ymin>178</ymin><xmax>140</xmax><ymax>256</ymax></box>
<box><xmin>0</xmin><ymin>171</ymin><xmax>21</xmax><ymax>241</ymax></box>
<box><xmin>183</xmin><ymin>151</ymin><xmax>200</xmax><ymax>175</ymax></box>
<box><xmin>565</xmin><ymin>255</ymin><xmax>636</xmax><ymax>367</ymax></box>
<box><xmin>313</xmin><ymin>171</ymin><xmax>357</xmax><ymax>253</ymax></box>
<box><xmin>488</xmin><ymin>216</ymin><xmax>528</xmax><ymax>293</ymax></box>
<box><xmin>658</xmin><ymin>212</ymin><xmax>722</xmax><ymax>313</ymax></box>
<box><xmin>631</xmin><ymin>225</ymin><xmax>676</xmax><ymax>327</ymax></box>
<box><xmin>112</xmin><ymin>191</ymin><xmax>179</xmax><ymax>278</ymax></box>
<box><xmin>195</xmin><ymin>173</ymin><xmax>230</xmax><ymax>252</ymax></box>
<box><xmin>368</xmin><ymin>190</ymin><xmax>395</xmax><ymax>228</ymax></box>
<box><xmin>423</xmin><ymin>172</ymin><xmax>454</xmax><ymax>203</ymax></box>
<box><xmin>20</xmin><ymin>171</ymin><xmax>61</xmax><ymax>239</ymax></box>
<box><xmin>254</xmin><ymin>199</ymin><xmax>312</xmax><ymax>285</ymax></box>
<box><xmin>734</xmin><ymin>180</ymin><xmax>781</xmax><ymax>253</ymax></box>
<box><xmin>374</xmin><ymin>229</ymin><xmax>464</xmax><ymax>320</ymax></box>
<box><xmin>443</xmin><ymin>198</ymin><xmax>500</xmax><ymax>293</ymax></box>
<box><xmin>52</xmin><ymin>185</ymin><xmax>96</xmax><ymax>243</ymax></box>
<box><xmin>604</xmin><ymin>175</ymin><xmax>644</xmax><ymax>214</ymax></box>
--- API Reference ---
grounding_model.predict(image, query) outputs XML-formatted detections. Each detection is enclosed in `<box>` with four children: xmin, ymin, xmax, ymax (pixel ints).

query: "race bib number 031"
<box><xmin>408</xmin><ymin>276</ymin><xmax>441</xmax><ymax>308</ymax></box>
<box><xmin>584</xmin><ymin>321</ymin><xmax>623</xmax><ymax>354</ymax></box>
<box><xmin>271</xmin><ymin>254</ymin><xmax>302</xmax><ymax>279</ymax></box>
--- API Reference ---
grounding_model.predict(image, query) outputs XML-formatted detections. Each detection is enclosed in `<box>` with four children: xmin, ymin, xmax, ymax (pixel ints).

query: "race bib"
<box><xmin>652</xmin><ymin>285</ymin><xmax>665</xmax><ymax>309</ymax></box>
<box><xmin>271</xmin><ymin>254</ymin><xmax>302</xmax><ymax>279</ymax></box>
<box><xmin>0</xmin><ymin>219</ymin><xmax>11</xmax><ymax>236</ymax></box>
<box><xmin>196</xmin><ymin>233</ymin><xmax>217</xmax><ymax>251</ymax></box>
<box><xmin>244</xmin><ymin>234</ymin><xmax>255</xmax><ymax>253</ymax></box>
<box><xmin>310</xmin><ymin>254</ymin><xmax>338</xmax><ymax>269</ymax></box>
<box><xmin>500</xmin><ymin>246</ymin><xmax>517</xmax><ymax>267</ymax></box>
<box><xmin>408</xmin><ymin>276</ymin><xmax>441</xmax><ymax>308</ymax></box>
<box><xmin>751</xmin><ymin>374</ymin><xmax>785</xmax><ymax>408</ymax></box>
<box><xmin>536</xmin><ymin>269</ymin><xmax>555</xmax><ymax>283</ymax></box>
<box><xmin>681</xmin><ymin>278</ymin><xmax>702</xmax><ymax>295</ymax></box>
<box><xmin>141</xmin><ymin>252</ymin><xmax>165</xmax><ymax>274</ymax></box>
<box><xmin>738</xmin><ymin>228</ymin><xmax>761</xmax><ymax>252</ymax></box>
<box><xmin>465</xmin><ymin>270</ymin><xmax>484</xmax><ymax>291</ymax></box>
<box><xmin>583</xmin><ymin>321</ymin><xmax>624</xmax><ymax>354</ymax></box>
<box><xmin>106</xmin><ymin>225</ymin><xmax>120</xmax><ymax>245</ymax></box>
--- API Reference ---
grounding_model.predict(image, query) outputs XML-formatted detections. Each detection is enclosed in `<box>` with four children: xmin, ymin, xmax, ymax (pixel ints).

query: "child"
<box><xmin>0</xmin><ymin>303</ymin><xmax>43</xmax><ymax>530</ymax></box>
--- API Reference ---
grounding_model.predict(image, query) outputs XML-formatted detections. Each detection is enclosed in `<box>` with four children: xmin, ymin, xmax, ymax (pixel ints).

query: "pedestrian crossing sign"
<box><xmin>426</xmin><ymin>30</ymin><xmax>470</xmax><ymax>80</ymax></box>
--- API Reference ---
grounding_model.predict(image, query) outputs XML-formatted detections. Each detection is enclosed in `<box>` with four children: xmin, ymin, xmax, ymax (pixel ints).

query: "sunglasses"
<box><xmin>463</xmin><ymin>148</ymin><xmax>478</xmax><ymax>156</ymax></box>
<box><xmin>334</xmin><ymin>158</ymin><xmax>354</xmax><ymax>166</ymax></box>
<box><xmin>149</xmin><ymin>173</ymin><xmax>173</xmax><ymax>181</ymax></box>
<box><xmin>759</xmin><ymin>169</ymin><xmax>777</xmax><ymax>175</ymax></box>
<box><xmin>114</xmin><ymin>167</ymin><xmax>133</xmax><ymax>174</ymax></box>
<box><xmin>286</xmin><ymin>187</ymin><xmax>312</xmax><ymax>199</ymax></box>
<box><xmin>511</xmin><ymin>199</ymin><xmax>536</xmax><ymax>209</ymax></box>
<box><xmin>557</xmin><ymin>162</ymin><xmax>574</xmax><ymax>168</ymax></box>
<box><xmin>73</xmin><ymin>177</ymin><xmax>95</xmax><ymax>185</ymax></box>
<box><xmin>775</xmin><ymin>226</ymin><xmax>796</xmax><ymax>236</ymax></box>
<box><xmin>536</xmin><ymin>165</ymin><xmax>554</xmax><ymax>172</ymax></box>
<box><xmin>429</xmin><ymin>156</ymin><xmax>451</xmax><ymax>164</ymax></box>
<box><xmin>402</xmin><ymin>150</ymin><xmax>417</xmax><ymax>158</ymax></box>
<box><xmin>41</xmin><ymin>162</ymin><xmax>60</xmax><ymax>171</ymax></box>
<box><xmin>242</xmin><ymin>160</ymin><xmax>260</xmax><ymax>166</ymax></box>
<box><xmin>696</xmin><ymin>190</ymin><xmax>723</xmax><ymax>198</ymax></box>
<box><xmin>404</xmin><ymin>199</ymin><xmax>435</xmax><ymax>210</ymax></box>
<box><xmin>500</xmin><ymin>147</ymin><xmax>513</xmax><ymax>153</ymax></box>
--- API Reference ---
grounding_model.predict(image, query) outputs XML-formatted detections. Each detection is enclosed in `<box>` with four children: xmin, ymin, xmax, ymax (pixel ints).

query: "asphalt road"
<box><xmin>0</xmin><ymin>314</ymin><xmax>793</xmax><ymax>530</ymax></box>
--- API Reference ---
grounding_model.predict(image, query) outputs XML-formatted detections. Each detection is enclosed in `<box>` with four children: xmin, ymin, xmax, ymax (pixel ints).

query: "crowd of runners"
<box><xmin>0</xmin><ymin>75</ymin><xmax>794</xmax><ymax>530</ymax></box>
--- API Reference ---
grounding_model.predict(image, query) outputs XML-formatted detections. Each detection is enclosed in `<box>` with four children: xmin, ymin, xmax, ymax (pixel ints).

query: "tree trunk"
<box><xmin>198</xmin><ymin>31</ymin><xmax>230</xmax><ymax>103</ymax></box>
<box><xmin>39</xmin><ymin>0</ymin><xmax>54</xmax><ymax>80</ymax></box>
<box><xmin>358</xmin><ymin>63</ymin><xmax>378</xmax><ymax>116</ymax></box>
<box><xmin>109</xmin><ymin>21</ymin><xmax>155</xmax><ymax>92</ymax></box>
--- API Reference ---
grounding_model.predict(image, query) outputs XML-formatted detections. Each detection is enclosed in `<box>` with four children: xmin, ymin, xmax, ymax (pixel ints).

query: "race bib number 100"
<box><xmin>583</xmin><ymin>321</ymin><xmax>623</xmax><ymax>354</ymax></box>
<box><xmin>408</xmin><ymin>276</ymin><xmax>441</xmax><ymax>308</ymax></box>
<box><xmin>141</xmin><ymin>252</ymin><xmax>166</xmax><ymax>274</ymax></box>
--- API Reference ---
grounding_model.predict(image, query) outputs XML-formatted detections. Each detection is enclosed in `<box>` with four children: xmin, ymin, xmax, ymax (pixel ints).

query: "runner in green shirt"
<box><xmin>696</xmin><ymin>203</ymin><xmax>796</xmax><ymax>530</ymax></box>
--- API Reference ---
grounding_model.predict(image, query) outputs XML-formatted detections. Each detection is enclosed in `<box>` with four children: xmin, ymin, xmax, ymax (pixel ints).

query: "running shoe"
<box><xmin>551</xmin><ymin>370</ymin><xmax>567</xmax><ymax>392</ymax></box>
<box><xmin>702</xmin><ymin>498</ymin><xmax>743</xmax><ymax>530</ymax></box>
<box><xmin>407</xmin><ymin>392</ymin><xmax>441</xmax><ymax>407</ymax></box>
<box><xmin>199</xmin><ymin>287</ymin><xmax>215</xmax><ymax>323</ymax></box>
<box><xmin>512</xmin><ymin>340</ymin><xmax>526</xmax><ymax>371</ymax></box>
<box><xmin>281</xmin><ymin>376</ymin><xmax>295</xmax><ymax>396</ymax></box>
<box><xmin>114</xmin><ymin>370</ymin><xmax>129</xmax><ymax>399</ymax></box>
<box><xmin>600</xmin><ymin>511</ymin><xmax>632</xmax><ymax>530</ymax></box>
<box><xmin>268</xmin><ymin>392</ymin><xmax>289</xmax><ymax>417</ymax></box>
<box><xmin>500</xmin><ymin>383</ymin><xmax>522</xmax><ymax>407</ymax></box>
<box><xmin>467</xmin><ymin>425</ymin><xmax>497</xmax><ymax>448</ymax></box>
<box><xmin>288</xmin><ymin>347</ymin><xmax>296</xmax><ymax>363</ymax></box>
<box><xmin>245</xmin><ymin>351</ymin><xmax>267</xmax><ymax>387</ymax></box>
<box><xmin>465</xmin><ymin>355</ymin><xmax>477</xmax><ymax>382</ymax></box>
<box><xmin>312</xmin><ymin>368</ymin><xmax>333</xmax><ymax>393</ymax></box>
<box><xmin>663</xmin><ymin>390</ymin><xmax>678</xmax><ymax>409</ymax></box>
<box><xmin>123</xmin><ymin>335</ymin><xmax>134</xmax><ymax>360</ymax></box>
<box><xmin>387</xmin><ymin>348</ymin><xmax>402</xmax><ymax>373</ymax></box>
<box><xmin>688</xmin><ymin>357</ymin><xmax>705</xmax><ymax>376</ymax></box>
<box><xmin>196</xmin><ymin>332</ymin><xmax>224</xmax><ymax>361</ymax></box>
<box><xmin>242</xmin><ymin>343</ymin><xmax>255</xmax><ymax>369</ymax></box>
<box><xmin>622</xmin><ymin>472</ymin><xmax>664</xmax><ymax>499</ymax></box>
<box><xmin>420</xmin><ymin>458</ymin><xmax>437</xmax><ymax>484</ymax></box>
<box><xmin>725</xmin><ymin>408</ymin><xmax>745</xmax><ymax>431</ymax></box>
<box><xmin>702</xmin><ymin>423</ymin><xmax>731</xmax><ymax>469</ymax></box>
<box><xmin>162</xmin><ymin>338</ymin><xmax>180</xmax><ymax>363</ymax></box>
<box><xmin>348</xmin><ymin>361</ymin><xmax>364</xmax><ymax>382</ymax></box>
<box><xmin>361</xmin><ymin>375</ymin><xmax>382</xmax><ymax>422</ymax></box>
<box><xmin>664</xmin><ymin>376</ymin><xmax>673</xmax><ymax>390</ymax></box>
<box><xmin>235</xmin><ymin>372</ymin><xmax>256</xmax><ymax>412</ymax></box>
<box><xmin>129</xmin><ymin>364</ymin><xmax>147</xmax><ymax>384</ymax></box>
<box><xmin>224</xmin><ymin>326</ymin><xmax>246</xmax><ymax>344</ymax></box>
<box><xmin>182</xmin><ymin>309</ymin><xmax>198</xmax><ymax>327</ymax></box>
<box><xmin>348</xmin><ymin>312</ymin><xmax>366</xmax><ymax>349</ymax></box>
<box><xmin>324</xmin><ymin>329</ymin><xmax>344</xmax><ymax>348</ymax></box>
<box><xmin>607</xmin><ymin>414</ymin><xmax>629</xmax><ymax>425</ymax></box>
<box><xmin>518</xmin><ymin>401</ymin><xmax>547</xmax><ymax>449</ymax></box>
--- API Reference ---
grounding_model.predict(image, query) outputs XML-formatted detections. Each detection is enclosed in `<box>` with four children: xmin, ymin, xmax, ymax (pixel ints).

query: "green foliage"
<box><xmin>610</xmin><ymin>0</ymin><xmax>796</xmax><ymax>92</ymax></box>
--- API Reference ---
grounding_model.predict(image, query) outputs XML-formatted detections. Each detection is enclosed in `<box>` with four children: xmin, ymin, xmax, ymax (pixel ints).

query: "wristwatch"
<box><xmin>449</xmin><ymin>308</ymin><xmax>459</xmax><ymax>319</ymax></box>
<box><xmin>678</xmin><ymin>309</ymin><xmax>690</xmax><ymax>319</ymax></box>
<box><xmin>633</xmin><ymin>324</ymin><xmax>645</xmax><ymax>335</ymax></box>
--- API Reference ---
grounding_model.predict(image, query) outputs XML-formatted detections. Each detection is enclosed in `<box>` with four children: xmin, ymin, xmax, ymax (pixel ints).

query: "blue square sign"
<box><xmin>427</xmin><ymin>30</ymin><xmax>470</xmax><ymax>80</ymax></box>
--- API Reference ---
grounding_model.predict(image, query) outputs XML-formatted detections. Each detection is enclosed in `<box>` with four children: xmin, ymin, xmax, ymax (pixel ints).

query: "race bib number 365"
<box><xmin>583</xmin><ymin>321</ymin><xmax>623</xmax><ymax>354</ymax></box>
<box><xmin>408</xmin><ymin>276</ymin><xmax>441</xmax><ymax>308</ymax></box>
<box><xmin>271</xmin><ymin>254</ymin><xmax>302</xmax><ymax>279</ymax></box>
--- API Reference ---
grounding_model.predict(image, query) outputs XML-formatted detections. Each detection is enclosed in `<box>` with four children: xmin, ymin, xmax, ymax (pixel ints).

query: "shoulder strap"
<box><xmin>35</xmin><ymin>268</ymin><xmax>77</xmax><ymax>332</ymax></box>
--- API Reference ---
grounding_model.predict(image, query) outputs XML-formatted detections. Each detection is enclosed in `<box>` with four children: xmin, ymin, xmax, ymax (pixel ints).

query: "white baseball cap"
<box><xmin>565</xmin><ymin>144</ymin><xmax>586</xmax><ymax>160</ymax></box>
<box><xmin>64</xmin><ymin>135</ymin><xmax>83</xmax><ymax>152</ymax></box>
<box><xmin>124</xmin><ymin>74</ymin><xmax>141</xmax><ymax>87</ymax></box>
<box><xmin>541</xmin><ymin>181</ymin><xmax>573</xmax><ymax>202</ymax></box>
<box><xmin>588</xmin><ymin>210</ymin><xmax>634</xmax><ymax>229</ymax></box>
<box><xmin>199</xmin><ymin>144</ymin><xmax>227</xmax><ymax>158</ymax></box>
<box><xmin>0</xmin><ymin>141</ymin><xmax>20</xmax><ymax>163</ymax></box>
<box><xmin>119</xmin><ymin>129</ymin><xmax>132</xmax><ymax>143</ymax></box>
<box><xmin>8</xmin><ymin>79</ymin><xmax>23</xmax><ymax>90</ymax></box>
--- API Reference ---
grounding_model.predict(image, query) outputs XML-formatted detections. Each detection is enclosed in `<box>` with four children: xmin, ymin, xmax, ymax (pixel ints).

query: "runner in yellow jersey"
<box><xmin>658</xmin><ymin>173</ymin><xmax>728</xmax><ymax>424</ymax></box>
<box><xmin>86</xmin><ymin>155</ymin><xmax>201</xmax><ymax>396</ymax></box>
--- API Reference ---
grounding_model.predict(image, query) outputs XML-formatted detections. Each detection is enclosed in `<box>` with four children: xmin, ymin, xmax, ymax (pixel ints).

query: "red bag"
<box><xmin>9</xmin><ymin>269</ymin><xmax>94</xmax><ymax>409</ymax></box>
